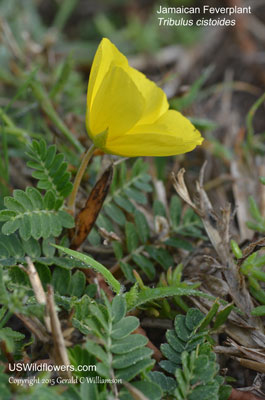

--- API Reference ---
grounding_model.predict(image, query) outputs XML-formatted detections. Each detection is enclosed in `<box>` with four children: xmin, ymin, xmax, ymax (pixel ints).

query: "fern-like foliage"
<box><xmin>111</xmin><ymin>209</ymin><xmax>172</xmax><ymax>282</ymax></box>
<box><xmin>88</xmin><ymin>160</ymin><xmax>205</xmax><ymax>283</ymax></box>
<box><xmin>72</xmin><ymin>293</ymin><xmax>161</xmax><ymax>399</ymax></box>
<box><xmin>0</xmin><ymin>366</ymin><xmax>12</xmax><ymax>400</ymax></box>
<box><xmin>88</xmin><ymin>158</ymin><xmax>152</xmax><ymax>243</ymax></box>
<box><xmin>0</xmin><ymin>233</ymin><xmax>98</xmax><ymax>308</ymax></box>
<box><xmin>26</xmin><ymin>139</ymin><xmax>73</xmax><ymax>199</ymax></box>
<box><xmin>0</xmin><ymin>323</ymin><xmax>25</xmax><ymax>354</ymax></box>
<box><xmin>173</xmin><ymin>345</ymin><xmax>231</xmax><ymax>400</ymax></box>
<box><xmin>0</xmin><ymin>232</ymin><xmax>84</xmax><ymax>268</ymax></box>
<box><xmin>154</xmin><ymin>308</ymin><xmax>231</xmax><ymax>400</ymax></box>
<box><xmin>0</xmin><ymin>187</ymin><xmax>74</xmax><ymax>240</ymax></box>
<box><xmin>110</xmin><ymin>200</ymin><xmax>204</xmax><ymax>283</ymax></box>
<box><xmin>0</xmin><ymin>139</ymin><xmax>75</xmax><ymax>241</ymax></box>
<box><xmin>106</xmin><ymin>158</ymin><xmax>152</xmax><ymax>218</ymax></box>
<box><xmin>160</xmin><ymin>308</ymin><xmax>208</xmax><ymax>374</ymax></box>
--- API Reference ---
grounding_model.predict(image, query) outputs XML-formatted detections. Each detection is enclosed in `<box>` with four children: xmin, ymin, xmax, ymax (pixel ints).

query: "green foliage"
<box><xmin>49</xmin><ymin>54</ymin><xmax>74</xmax><ymax>100</ymax></box>
<box><xmin>97</xmin><ymin>158</ymin><xmax>152</xmax><ymax>228</ymax></box>
<box><xmin>251</xmin><ymin>305</ymin><xmax>265</xmax><ymax>316</ymax></box>
<box><xmin>54</xmin><ymin>244</ymin><xmax>121</xmax><ymax>294</ymax></box>
<box><xmin>230</xmin><ymin>236</ymin><xmax>265</xmax><ymax>313</ymax></box>
<box><xmin>230</xmin><ymin>239</ymin><xmax>243</xmax><ymax>259</ymax></box>
<box><xmin>126</xmin><ymin>285</ymin><xmax>214</xmax><ymax>312</ymax></box>
<box><xmin>174</xmin><ymin>346</ymin><xmax>231</xmax><ymax>400</ymax></box>
<box><xmin>97</xmin><ymin>183</ymin><xmax>204</xmax><ymax>284</ymax></box>
<box><xmin>246</xmin><ymin>92</ymin><xmax>265</xmax><ymax>152</ymax></box>
<box><xmin>0</xmin><ymin>327</ymin><xmax>25</xmax><ymax>354</ymax></box>
<box><xmin>246</xmin><ymin>177</ymin><xmax>265</xmax><ymax>233</ymax></box>
<box><xmin>169</xmin><ymin>196</ymin><xmax>205</xmax><ymax>239</ymax></box>
<box><xmin>0</xmin><ymin>233</ymin><xmax>89</xmax><ymax>272</ymax></box>
<box><xmin>159</xmin><ymin>308</ymin><xmax>207</xmax><ymax>374</ymax></box>
<box><xmin>0</xmin><ymin>238</ymin><xmax>98</xmax><ymax>320</ymax></box>
<box><xmin>157</xmin><ymin>264</ymin><xmax>201</xmax><ymax>315</ymax></box>
<box><xmin>0</xmin><ymin>267</ymin><xmax>45</xmax><ymax>323</ymax></box>
<box><xmin>72</xmin><ymin>293</ymin><xmax>156</xmax><ymax>398</ymax></box>
<box><xmin>155</xmin><ymin>309</ymin><xmax>231</xmax><ymax>399</ymax></box>
<box><xmin>0</xmin><ymin>2</ymin><xmax>260</xmax><ymax>395</ymax></box>
<box><xmin>0</xmin><ymin>188</ymin><xmax>74</xmax><ymax>240</ymax></box>
<box><xmin>0</xmin><ymin>139</ymin><xmax>74</xmax><ymax>240</ymax></box>
<box><xmin>26</xmin><ymin>139</ymin><xmax>73</xmax><ymax>199</ymax></box>
<box><xmin>30</xmin><ymin>80</ymin><xmax>84</xmax><ymax>153</ymax></box>
<box><xmin>240</xmin><ymin>250</ymin><xmax>265</xmax><ymax>306</ymax></box>
<box><xmin>116</xmin><ymin>207</ymin><xmax>175</xmax><ymax>281</ymax></box>
<box><xmin>170</xmin><ymin>66</ymin><xmax>213</xmax><ymax>111</ymax></box>
<box><xmin>241</xmin><ymin>251</ymin><xmax>265</xmax><ymax>281</ymax></box>
<box><xmin>247</xmin><ymin>195</ymin><xmax>265</xmax><ymax>233</ymax></box>
<box><xmin>0</xmin><ymin>366</ymin><xmax>12</xmax><ymax>400</ymax></box>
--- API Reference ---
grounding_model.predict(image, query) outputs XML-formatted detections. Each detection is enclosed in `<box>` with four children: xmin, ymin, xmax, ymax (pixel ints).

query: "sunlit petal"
<box><xmin>128</xmin><ymin>68</ymin><xmax>169</xmax><ymax>125</ymax></box>
<box><xmin>88</xmin><ymin>65</ymin><xmax>144</xmax><ymax>138</ymax></box>
<box><xmin>87</xmin><ymin>38</ymin><xmax>128</xmax><ymax>110</ymax></box>
<box><xmin>105</xmin><ymin>110</ymin><xmax>203</xmax><ymax>156</ymax></box>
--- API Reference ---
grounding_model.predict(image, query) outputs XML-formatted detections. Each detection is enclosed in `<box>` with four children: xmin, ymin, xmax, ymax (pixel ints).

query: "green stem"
<box><xmin>246</xmin><ymin>92</ymin><xmax>265</xmax><ymax>149</ymax></box>
<box><xmin>0</xmin><ymin>108</ymin><xmax>15</xmax><ymax>127</ymax></box>
<box><xmin>67</xmin><ymin>143</ymin><xmax>95</xmax><ymax>213</ymax></box>
<box><xmin>0</xmin><ymin>309</ymin><xmax>12</xmax><ymax>329</ymax></box>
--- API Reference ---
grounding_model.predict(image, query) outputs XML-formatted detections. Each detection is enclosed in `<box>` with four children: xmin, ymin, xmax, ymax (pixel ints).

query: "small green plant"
<box><xmin>157</xmin><ymin>308</ymin><xmax>231</xmax><ymax>400</ymax></box>
<box><xmin>0</xmin><ymin>140</ymin><xmax>74</xmax><ymax>241</ymax></box>
<box><xmin>71</xmin><ymin>293</ymin><xmax>163</xmax><ymax>399</ymax></box>
<box><xmin>230</xmin><ymin>237</ymin><xmax>265</xmax><ymax>316</ymax></box>
<box><xmin>247</xmin><ymin>189</ymin><xmax>265</xmax><ymax>234</ymax></box>
<box><xmin>173</xmin><ymin>345</ymin><xmax>231</xmax><ymax>400</ymax></box>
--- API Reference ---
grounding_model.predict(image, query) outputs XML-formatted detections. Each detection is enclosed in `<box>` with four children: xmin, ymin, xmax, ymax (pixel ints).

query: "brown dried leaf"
<box><xmin>70</xmin><ymin>166</ymin><xmax>113</xmax><ymax>250</ymax></box>
<box><xmin>171</xmin><ymin>169</ymin><xmax>199</xmax><ymax>213</ymax></box>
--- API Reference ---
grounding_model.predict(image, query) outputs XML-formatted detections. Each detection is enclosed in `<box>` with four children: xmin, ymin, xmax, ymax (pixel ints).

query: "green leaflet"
<box><xmin>26</xmin><ymin>139</ymin><xmax>73</xmax><ymax>199</ymax></box>
<box><xmin>53</xmin><ymin>245</ymin><xmax>121</xmax><ymax>294</ymax></box>
<box><xmin>155</xmin><ymin>310</ymin><xmax>232</xmax><ymax>400</ymax></box>
<box><xmin>0</xmin><ymin>188</ymin><xmax>74</xmax><ymax>240</ymax></box>
<box><xmin>95</xmin><ymin>158</ymin><xmax>152</xmax><ymax>238</ymax></box>
<box><xmin>174</xmin><ymin>350</ymin><xmax>231</xmax><ymax>400</ymax></box>
<box><xmin>72</xmin><ymin>293</ymin><xmax>155</xmax><ymax>394</ymax></box>
<box><xmin>126</xmin><ymin>286</ymin><xmax>215</xmax><ymax>311</ymax></box>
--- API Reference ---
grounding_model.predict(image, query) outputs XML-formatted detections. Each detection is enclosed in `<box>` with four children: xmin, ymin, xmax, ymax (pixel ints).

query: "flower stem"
<box><xmin>67</xmin><ymin>143</ymin><xmax>95</xmax><ymax>213</ymax></box>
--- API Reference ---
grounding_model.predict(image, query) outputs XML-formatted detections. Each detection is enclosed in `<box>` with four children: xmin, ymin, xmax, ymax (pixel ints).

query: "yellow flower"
<box><xmin>86</xmin><ymin>38</ymin><xmax>203</xmax><ymax>157</ymax></box>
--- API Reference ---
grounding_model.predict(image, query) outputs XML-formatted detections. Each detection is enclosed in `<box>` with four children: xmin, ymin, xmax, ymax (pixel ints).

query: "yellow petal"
<box><xmin>127</xmin><ymin>67</ymin><xmax>169</xmax><ymax>125</ymax></box>
<box><xmin>104</xmin><ymin>110</ymin><xmax>203</xmax><ymax>157</ymax></box>
<box><xmin>87</xmin><ymin>38</ymin><xmax>168</xmax><ymax>126</ymax></box>
<box><xmin>87</xmin><ymin>38</ymin><xmax>128</xmax><ymax>110</ymax></box>
<box><xmin>87</xmin><ymin>65</ymin><xmax>145</xmax><ymax>138</ymax></box>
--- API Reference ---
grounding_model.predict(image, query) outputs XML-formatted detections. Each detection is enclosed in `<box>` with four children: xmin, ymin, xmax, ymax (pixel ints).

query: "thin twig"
<box><xmin>46</xmin><ymin>285</ymin><xmax>72</xmax><ymax>379</ymax></box>
<box><xmin>15</xmin><ymin>313</ymin><xmax>49</xmax><ymax>343</ymax></box>
<box><xmin>20</xmin><ymin>257</ymin><xmax>51</xmax><ymax>332</ymax></box>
